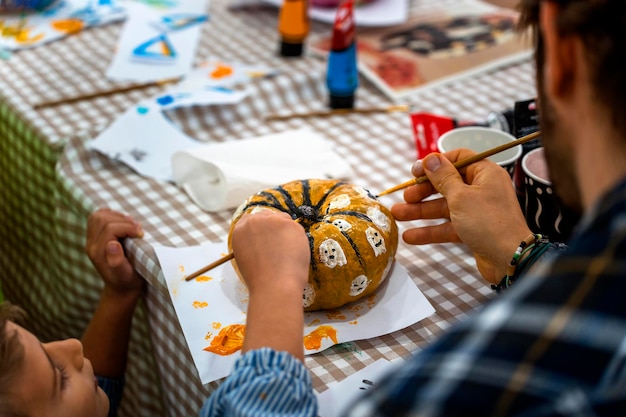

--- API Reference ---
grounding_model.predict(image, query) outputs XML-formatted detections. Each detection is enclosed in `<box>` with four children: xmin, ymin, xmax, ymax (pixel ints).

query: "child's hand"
<box><xmin>85</xmin><ymin>208</ymin><xmax>144</xmax><ymax>296</ymax></box>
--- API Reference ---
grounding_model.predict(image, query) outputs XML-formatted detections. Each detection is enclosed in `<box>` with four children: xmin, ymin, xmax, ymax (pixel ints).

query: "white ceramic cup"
<box><xmin>437</xmin><ymin>126</ymin><xmax>522</xmax><ymax>176</ymax></box>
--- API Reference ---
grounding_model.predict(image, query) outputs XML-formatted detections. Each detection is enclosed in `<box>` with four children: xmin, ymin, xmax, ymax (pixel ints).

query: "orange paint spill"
<box><xmin>304</xmin><ymin>325</ymin><xmax>338</xmax><ymax>350</ymax></box>
<box><xmin>51</xmin><ymin>19</ymin><xmax>84</xmax><ymax>34</ymax></box>
<box><xmin>348</xmin><ymin>304</ymin><xmax>364</xmax><ymax>313</ymax></box>
<box><xmin>366</xmin><ymin>294</ymin><xmax>377</xmax><ymax>308</ymax></box>
<box><xmin>210</xmin><ymin>64</ymin><xmax>233</xmax><ymax>79</ymax></box>
<box><xmin>192</xmin><ymin>301</ymin><xmax>208</xmax><ymax>309</ymax></box>
<box><xmin>325</xmin><ymin>310</ymin><xmax>346</xmax><ymax>320</ymax></box>
<box><xmin>203</xmin><ymin>324</ymin><xmax>246</xmax><ymax>355</ymax></box>
<box><xmin>196</xmin><ymin>275</ymin><xmax>212</xmax><ymax>282</ymax></box>
<box><xmin>212</xmin><ymin>322</ymin><xmax>222</xmax><ymax>329</ymax></box>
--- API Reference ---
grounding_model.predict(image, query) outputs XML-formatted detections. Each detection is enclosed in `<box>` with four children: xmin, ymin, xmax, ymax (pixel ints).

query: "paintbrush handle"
<box><xmin>185</xmin><ymin>252</ymin><xmax>234</xmax><ymax>281</ymax></box>
<box><xmin>377</xmin><ymin>130</ymin><xmax>542</xmax><ymax>197</ymax></box>
<box><xmin>265</xmin><ymin>104</ymin><xmax>409</xmax><ymax>121</ymax></box>
<box><xmin>33</xmin><ymin>77</ymin><xmax>180</xmax><ymax>109</ymax></box>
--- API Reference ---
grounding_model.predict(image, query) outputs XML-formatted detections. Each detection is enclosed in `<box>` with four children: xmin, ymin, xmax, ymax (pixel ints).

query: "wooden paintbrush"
<box><xmin>185</xmin><ymin>218</ymin><xmax>304</xmax><ymax>282</ymax></box>
<box><xmin>265</xmin><ymin>104</ymin><xmax>410</xmax><ymax>121</ymax></box>
<box><xmin>377</xmin><ymin>130</ymin><xmax>542</xmax><ymax>197</ymax></box>
<box><xmin>33</xmin><ymin>77</ymin><xmax>180</xmax><ymax>109</ymax></box>
<box><xmin>184</xmin><ymin>252</ymin><xmax>235</xmax><ymax>282</ymax></box>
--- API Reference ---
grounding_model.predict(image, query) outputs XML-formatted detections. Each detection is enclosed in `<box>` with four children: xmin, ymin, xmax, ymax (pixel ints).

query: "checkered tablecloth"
<box><xmin>0</xmin><ymin>1</ymin><xmax>537</xmax><ymax>416</ymax></box>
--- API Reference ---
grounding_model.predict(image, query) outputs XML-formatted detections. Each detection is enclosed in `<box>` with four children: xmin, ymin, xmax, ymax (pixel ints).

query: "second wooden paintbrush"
<box><xmin>377</xmin><ymin>130</ymin><xmax>541</xmax><ymax>197</ymax></box>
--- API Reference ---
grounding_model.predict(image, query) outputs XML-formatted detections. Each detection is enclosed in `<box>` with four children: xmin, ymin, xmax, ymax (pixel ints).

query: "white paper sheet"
<box><xmin>89</xmin><ymin>86</ymin><xmax>248</xmax><ymax>182</ymax></box>
<box><xmin>106</xmin><ymin>0</ymin><xmax>209</xmax><ymax>82</ymax></box>
<box><xmin>153</xmin><ymin>242</ymin><xmax>435</xmax><ymax>385</ymax></box>
<box><xmin>316</xmin><ymin>357</ymin><xmax>403</xmax><ymax>417</ymax></box>
<box><xmin>0</xmin><ymin>0</ymin><xmax>126</xmax><ymax>51</ymax></box>
<box><xmin>261</xmin><ymin>0</ymin><xmax>408</xmax><ymax>27</ymax></box>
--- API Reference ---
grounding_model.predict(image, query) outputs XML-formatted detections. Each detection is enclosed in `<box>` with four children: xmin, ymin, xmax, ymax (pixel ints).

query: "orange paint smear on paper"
<box><xmin>203</xmin><ymin>324</ymin><xmax>246</xmax><ymax>356</ymax></box>
<box><xmin>51</xmin><ymin>19</ymin><xmax>84</xmax><ymax>34</ymax></box>
<box><xmin>212</xmin><ymin>322</ymin><xmax>222</xmax><ymax>330</ymax></box>
<box><xmin>325</xmin><ymin>310</ymin><xmax>346</xmax><ymax>320</ymax></box>
<box><xmin>366</xmin><ymin>294</ymin><xmax>377</xmax><ymax>308</ymax></box>
<box><xmin>0</xmin><ymin>21</ymin><xmax>44</xmax><ymax>44</ymax></box>
<box><xmin>210</xmin><ymin>64</ymin><xmax>233</xmax><ymax>79</ymax></box>
<box><xmin>196</xmin><ymin>275</ymin><xmax>212</xmax><ymax>282</ymax></box>
<box><xmin>192</xmin><ymin>301</ymin><xmax>208</xmax><ymax>309</ymax></box>
<box><xmin>304</xmin><ymin>325</ymin><xmax>338</xmax><ymax>350</ymax></box>
<box><xmin>349</xmin><ymin>320</ymin><xmax>358</xmax><ymax>325</ymax></box>
<box><xmin>307</xmin><ymin>318</ymin><xmax>321</xmax><ymax>327</ymax></box>
<box><xmin>348</xmin><ymin>304</ymin><xmax>364</xmax><ymax>314</ymax></box>
<box><xmin>204</xmin><ymin>332</ymin><xmax>213</xmax><ymax>341</ymax></box>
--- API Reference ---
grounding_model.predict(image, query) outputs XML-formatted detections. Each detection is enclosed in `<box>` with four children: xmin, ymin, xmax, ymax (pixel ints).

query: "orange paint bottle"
<box><xmin>278</xmin><ymin>0</ymin><xmax>310</xmax><ymax>57</ymax></box>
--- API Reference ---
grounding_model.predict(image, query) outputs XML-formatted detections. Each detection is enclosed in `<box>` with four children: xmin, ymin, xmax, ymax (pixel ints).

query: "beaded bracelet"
<box><xmin>491</xmin><ymin>233</ymin><xmax>548</xmax><ymax>293</ymax></box>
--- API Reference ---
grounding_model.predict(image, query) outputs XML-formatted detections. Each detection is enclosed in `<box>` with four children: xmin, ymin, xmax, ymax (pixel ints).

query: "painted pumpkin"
<box><xmin>229</xmin><ymin>179</ymin><xmax>398</xmax><ymax>311</ymax></box>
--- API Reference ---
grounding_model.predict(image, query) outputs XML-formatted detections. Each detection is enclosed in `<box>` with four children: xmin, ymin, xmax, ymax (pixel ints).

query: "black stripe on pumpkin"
<box><xmin>244</xmin><ymin>200</ymin><xmax>289</xmax><ymax>214</ymax></box>
<box><xmin>314</xmin><ymin>181</ymin><xmax>346</xmax><ymax>212</ymax></box>
<box><xmin>307</xmin><ymin>232</ymin><xmax>319</xmax><ymax>276</ymax></box>
<box><xmin>255</xmin><ymin>191</ymin><xmax>284</xmax><ymax>208</ymax></box>
<box><xmin>274</xmin><ymin>185</ymin><xmax>300</xmax><ymax>214</ymax></box>
<box><xmin>329</xmin><ymin>210</ymin><xmax>373</xmax><ymax>224</ymax></box>
<box><xmin>342</xmin><ymin>232</ymin><xmax>366</xmax><ymax>270</ymax></box>
<box><xmin>301</xmin><ymin>179</ymin><xmax>312</xmax><ymax>207</ymax></box>
<box><xmin>364</xmin><ymin>188</ymin><xmax>377</xmax><ymax>200</ymax></box>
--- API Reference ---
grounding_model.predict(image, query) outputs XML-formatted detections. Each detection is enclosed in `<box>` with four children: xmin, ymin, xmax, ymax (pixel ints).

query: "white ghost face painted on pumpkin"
<box><xmin>232</xmin><ymin>199</ymin><xmax>249</xmax><ymax>220</ymax></box>
<box><xmin>367</xmin><ymin>207</ymin><xmax>391</xmax><ymax>232</ymax></box>
<box><xmin>331</xmin><ymin>218</ymin><xmax>352</xmax><ymax>232</ymax></box>
<box><xmin>350</xmin><ymin>275</ymin><xmax>370</xmax><ymax>296</ymax></box>
<box><xmin>354</xmin><ymin>186</ymin><xmax>371</xmax><ymax>198</ymax></box>
<box><xmin>302</xmin><ymin>284</ymin><xmax>315</xmax><ymax>308</ymax></box>
<box><xmin>319</xmin><ymin>239</ymin><xmax>347</xmax><ymax>268</ymax></box>
<box><xmin>329</xmin><ymin>194</ymin><xmax>351</xmax><ymax>210</ymax></box>
<box><xmin>366</xmin><ymin>227</ymin><xmax>386</xmax><ymax>256</ymax></box>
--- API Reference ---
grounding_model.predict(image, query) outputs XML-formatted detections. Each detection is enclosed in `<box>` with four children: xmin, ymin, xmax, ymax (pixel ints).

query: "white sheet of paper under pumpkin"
<box><xmin>153</xmin><ymin>179</ymin><xmax>436</xmax><ymax>384</ymax></box>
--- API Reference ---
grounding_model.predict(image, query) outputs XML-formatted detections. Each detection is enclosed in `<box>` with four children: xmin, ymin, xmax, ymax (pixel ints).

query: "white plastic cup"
<box><xmin>437</xmin><ymin>126</ymin><xmax>522</xmax><ymax>177</ymax></box>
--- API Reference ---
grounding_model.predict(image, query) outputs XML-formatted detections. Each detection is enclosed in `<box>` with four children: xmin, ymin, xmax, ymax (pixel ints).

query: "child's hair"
<box><xmin>0</xmin><ymin>302</ymin><xmax>28</xmax><ymax>417</ymax></box>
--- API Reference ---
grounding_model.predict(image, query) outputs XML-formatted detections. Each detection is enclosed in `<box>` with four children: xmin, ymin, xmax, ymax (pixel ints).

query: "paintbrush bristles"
<box><xmin>376</xmin><ymin>130</ymin><xmax>541</xmax><ymax>197</ymax></box>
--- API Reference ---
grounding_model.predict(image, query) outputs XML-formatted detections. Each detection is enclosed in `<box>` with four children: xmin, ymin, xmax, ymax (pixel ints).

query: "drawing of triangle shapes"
<box><xmin>132</xmin><ymin>34</ymin><xmax>177</xmax><ymax>64</ymax></box>
<box><xmin>161</xmin><ymin>13</ymin><xmax>208</xmax><ymax>31</ymax></box>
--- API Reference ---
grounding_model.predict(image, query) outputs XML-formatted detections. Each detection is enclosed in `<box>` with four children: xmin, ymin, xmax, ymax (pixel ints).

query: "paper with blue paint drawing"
<box><xmin>106</xmin><ymin>0</ymin><xmax>209</xmax><ymax>82</ymax></box>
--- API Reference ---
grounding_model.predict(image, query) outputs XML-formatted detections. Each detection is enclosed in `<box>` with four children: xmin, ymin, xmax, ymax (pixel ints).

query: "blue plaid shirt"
<box><xmin>201</xmin><ymin>178</ymin><xmax>626</xmax><ymax>417</ymax></box>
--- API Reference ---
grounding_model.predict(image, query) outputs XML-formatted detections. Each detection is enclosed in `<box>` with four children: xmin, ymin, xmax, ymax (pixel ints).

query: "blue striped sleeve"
<box><xmin>200</xmin><ymin>348</ymin><xmax>318</xmax><ymax>417</ymax></box>
<box><xmin>96</xmin><ymin>375</ymin><xmax>125</xmax><ymax>417</ymax></box>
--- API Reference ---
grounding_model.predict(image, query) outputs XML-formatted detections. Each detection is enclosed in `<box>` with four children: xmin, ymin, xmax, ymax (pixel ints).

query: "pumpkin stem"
<box><xmin>298</xmin><ymin>205</ymin><xmax>319</xmax><ymax>227</ymax></box>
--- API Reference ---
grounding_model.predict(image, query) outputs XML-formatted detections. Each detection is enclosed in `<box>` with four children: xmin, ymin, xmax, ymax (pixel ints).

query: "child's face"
<box><xmin>7</xmin><ymin>322</ymin><xmax>110</xmax><ymax>417</ymax></box>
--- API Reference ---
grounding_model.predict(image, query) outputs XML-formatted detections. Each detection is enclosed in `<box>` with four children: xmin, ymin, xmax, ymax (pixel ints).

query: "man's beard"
<box><xmin>537</xmin><ymin>85</ymin><xmax>584</xmax><ymax>215</ymax></box>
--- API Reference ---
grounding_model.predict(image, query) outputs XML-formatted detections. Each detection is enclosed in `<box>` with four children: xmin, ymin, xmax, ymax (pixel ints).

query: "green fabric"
<box><xmin>0</xmin><ymin>98</ymin><xmax>166</xmax><ymax>417</ymax></box>
<box><xmin>0</xmin><ymin>98</ymin><xmax>64</xmax><ymax>330</ymax></box>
